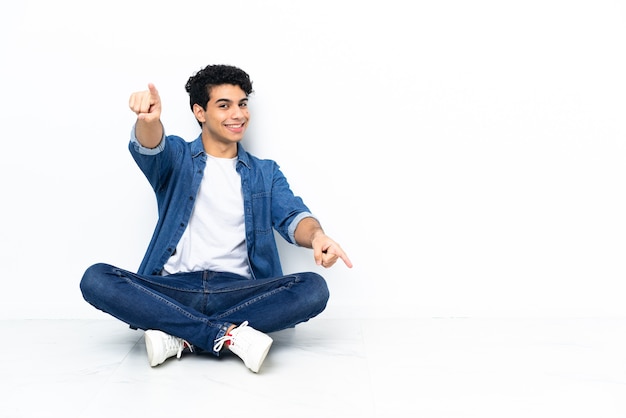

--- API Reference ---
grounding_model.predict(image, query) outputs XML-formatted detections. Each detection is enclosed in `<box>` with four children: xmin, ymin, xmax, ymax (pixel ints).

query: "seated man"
<box><xmin>80</xmin><ymin>64</ymin><xmax>352</xmax><ymax>373</ymax></box>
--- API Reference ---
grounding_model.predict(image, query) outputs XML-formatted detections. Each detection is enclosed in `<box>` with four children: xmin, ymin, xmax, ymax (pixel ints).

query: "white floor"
<box><xmin>1</xmin><ymin>317</ymin><xmax>625</xmax><ymax>418</ymax></box>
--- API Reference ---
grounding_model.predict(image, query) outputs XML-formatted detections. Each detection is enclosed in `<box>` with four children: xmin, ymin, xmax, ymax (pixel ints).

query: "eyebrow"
<box><xmin>215</xmin><ymin>97</ymin><xmax>248</xmax><ymax>104</ymax></box>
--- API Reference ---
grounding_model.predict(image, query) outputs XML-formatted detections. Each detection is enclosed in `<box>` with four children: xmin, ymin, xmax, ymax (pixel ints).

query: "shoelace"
<box><xmin>165</xmin><ymin>335</ymin><xmax>192</xmax><ymax>359</ymax></box>
<box><xmin>213</xmin><ymin>321</ymin><xmax>249</xmax><ymax>352</ymax></box>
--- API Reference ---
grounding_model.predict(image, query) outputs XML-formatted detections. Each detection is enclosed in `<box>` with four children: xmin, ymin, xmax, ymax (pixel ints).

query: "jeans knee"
<box><xmin>300</xmin><ymin>272</ymin><xmax>330</xmax><ymax>310</ymax></box>
<box><xmin>80</xmin><ymin>263</ymin><xmax>112</xmax><ymax>302</ymax></box>
<box><xmin>313</xmin><ymin>272</ymin><xmax>330</xmax><ymax>302</ymax></box>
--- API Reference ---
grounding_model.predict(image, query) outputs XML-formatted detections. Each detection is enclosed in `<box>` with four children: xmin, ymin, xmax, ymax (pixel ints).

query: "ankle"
<box><xmin>222</xmin><ymin>324</ymin><xmax>237</xmax><ymax>351</ymax></box>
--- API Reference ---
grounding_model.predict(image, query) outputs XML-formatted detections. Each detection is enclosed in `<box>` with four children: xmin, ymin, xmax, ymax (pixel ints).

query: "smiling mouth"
<box><xmin>225</xmin><ymin>123</ymin><xmax>245</xmax><ymax>129</ymax></box>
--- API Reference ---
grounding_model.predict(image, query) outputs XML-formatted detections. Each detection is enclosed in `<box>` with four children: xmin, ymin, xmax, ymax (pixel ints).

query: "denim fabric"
<box><xmin>80</xmin><ymin>263</ymin><xmax>329</xmax><ymax>355</ymax></box>
<box><xmin>128</xmin><ymin>129</ymin><xmax>315</xmax><ymax>279</ymax></box>
<box><xmin>80</xmin><ymin>129</ymin><xmax>329</xmax><ymax>355</ymax></box>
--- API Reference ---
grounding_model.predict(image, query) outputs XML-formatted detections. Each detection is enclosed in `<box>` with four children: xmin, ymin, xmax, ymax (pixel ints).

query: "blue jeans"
<box><xmin>80</xmin><ymin>263</ymin><xmax>330</xmax><ymax>356</ymax></box>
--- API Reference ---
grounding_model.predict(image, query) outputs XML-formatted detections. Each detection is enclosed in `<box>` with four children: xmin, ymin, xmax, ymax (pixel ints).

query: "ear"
<box><xmin>193</xmin><ymin>104</ymin><xmax>206</xmax><ymax>123</ymax></box>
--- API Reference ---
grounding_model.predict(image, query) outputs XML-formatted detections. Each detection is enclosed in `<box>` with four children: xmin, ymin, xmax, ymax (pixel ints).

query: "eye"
<box><xmin>240</xmin><ymin>102</ymin><xmax>248</xmax><ymax>108</ymax></box>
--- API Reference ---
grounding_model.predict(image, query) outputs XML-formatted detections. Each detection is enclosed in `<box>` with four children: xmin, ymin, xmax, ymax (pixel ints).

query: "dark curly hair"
<box><xmin>185</xmin><ymin>64</ymin><xmax>254</xmax><ymax>126</ymax></box>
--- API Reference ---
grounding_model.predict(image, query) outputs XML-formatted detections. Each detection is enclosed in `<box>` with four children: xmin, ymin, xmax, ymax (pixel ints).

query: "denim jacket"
<box><xmin>129</xmin><ymin>129</ymin><xmax>315</xmax><ymax>279</ymax></box>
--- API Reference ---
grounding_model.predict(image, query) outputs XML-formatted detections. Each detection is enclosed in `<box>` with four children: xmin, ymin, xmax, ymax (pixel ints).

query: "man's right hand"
<box><xmin>129</xmin><ymin>83</ymin><xmax>161</xmax><ymax>123</ymax></box>
<box><xmin>129</xmin><ymin>83</ymin><xmax>163</xmax><ymax>148</ymax></box>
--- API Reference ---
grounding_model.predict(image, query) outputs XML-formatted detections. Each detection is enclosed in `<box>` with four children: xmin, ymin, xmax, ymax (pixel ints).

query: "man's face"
<box><xmin>196</xmin><ymin>84</ymin><xmax>250</xmax><ymax>145</ymax></box>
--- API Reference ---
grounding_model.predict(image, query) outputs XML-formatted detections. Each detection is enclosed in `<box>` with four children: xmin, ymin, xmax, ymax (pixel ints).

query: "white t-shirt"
<box><xmin>163</xmin><ymin>154</ymin><xmax>250</xmax><ymax>278</ymax></box>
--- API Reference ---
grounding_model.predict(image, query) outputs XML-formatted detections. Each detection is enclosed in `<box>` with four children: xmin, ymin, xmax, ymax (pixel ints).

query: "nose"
<box><xmin>230</xmin><ymin>105</ymin><xmax>244</xmax><ymax>120</ymax></box>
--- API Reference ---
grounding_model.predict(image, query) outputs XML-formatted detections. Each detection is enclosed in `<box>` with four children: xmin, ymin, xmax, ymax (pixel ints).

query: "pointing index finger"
<box><xmin>147</xmin><ymin>83</ymin><xmax>159</xmax><ymax>97</ymax></box>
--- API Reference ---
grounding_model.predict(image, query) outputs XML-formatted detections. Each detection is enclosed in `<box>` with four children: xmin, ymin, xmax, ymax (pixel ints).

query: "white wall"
<box><xmin>1</xmin><ymin>0</ymin><xmax>624</xmax><ymax>320</ymax></box>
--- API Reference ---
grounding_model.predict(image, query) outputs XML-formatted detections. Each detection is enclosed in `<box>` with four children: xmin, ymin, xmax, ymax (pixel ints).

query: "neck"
<box><xmin>202</xmin><ymin>138</ymin><xmax>238</xmax><ymax>159</ymax></box>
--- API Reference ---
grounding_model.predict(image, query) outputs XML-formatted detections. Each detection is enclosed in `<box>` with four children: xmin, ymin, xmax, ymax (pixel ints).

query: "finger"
<box><xmin>147</xmin><ymin>83</ymin><xmax>159</xmax><ymax>99</ymax></box>
<box><xmin>324</xmin><ymin>244</ymin><xmax>353</xmax><ymax>269</ymax></box>
<box><xmin>339</xmin><ymin>251</ymin><xmax>353</xmax><ymax>268</ymax></box>
<box><xmin>129</xmin><ymin>93</ymin><xmax>140</xmax><ymax>113</ymax></box>
<box><xmin>324</xmin><ymin>253</ymin><xmax>339</xmax><ymax>268</ymax></box>
<box><xmin>314</xmin><ymin>245</ymin><xmax>323</xmax><ymax>266</ymax></box>
<box><xmin>139</xmin><ymin>92</ymin><xmax>153</xmax><ymax>113</ymax></box>
<box><xmin>129</xmin><ymin>91</ymin><xmax>148</xmax><ymax>114</ymax></box>
<box><xmin>129</xmin><ymin>84</ymin><xmax>159</xmax><ymax>114</ymax></box>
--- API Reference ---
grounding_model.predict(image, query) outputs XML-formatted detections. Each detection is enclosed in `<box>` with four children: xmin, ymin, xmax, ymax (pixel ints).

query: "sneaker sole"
<box><xmin>248</xmin><ymin>338</ymin><xmax>273</xmax><ymax>373</ymax></box>
<box><xmin>144</xmin><ymin>331</ymin><xmax>162</xmax><ymax>367</ymax></box>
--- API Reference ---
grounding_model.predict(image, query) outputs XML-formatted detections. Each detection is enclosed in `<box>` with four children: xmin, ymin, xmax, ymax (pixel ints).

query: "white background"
<box><xmin>0</xmin><ymin>0</ymin><xmax>624</xmax><ymax>319</ymax></box>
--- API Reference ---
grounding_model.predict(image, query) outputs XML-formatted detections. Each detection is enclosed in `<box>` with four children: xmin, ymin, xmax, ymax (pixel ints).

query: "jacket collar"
<box><xmin>190</xmin><ymin>134</ymin><xmax>250</xmax><ymax>169</ymax></box>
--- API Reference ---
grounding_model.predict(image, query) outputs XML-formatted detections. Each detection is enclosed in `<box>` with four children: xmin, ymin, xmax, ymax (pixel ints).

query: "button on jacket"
<box><xmin>129</xmin><ymin>129</ymin><xmax>315</xmax><ymax>279</ymax></box>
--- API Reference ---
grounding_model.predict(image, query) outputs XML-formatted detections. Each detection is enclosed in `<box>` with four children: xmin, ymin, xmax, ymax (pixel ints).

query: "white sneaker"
<box><xmin>213</xmin><ymin>321</ymin><xmax>273</xmax><ymax>373</ymax></box>
<box><xmin>144</xmin><ymin>330</ymin><xmax>192</xmax><ymax>367</ymax></box>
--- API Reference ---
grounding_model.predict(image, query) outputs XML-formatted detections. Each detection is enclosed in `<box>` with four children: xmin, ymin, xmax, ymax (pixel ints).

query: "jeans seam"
<box><xmin>215</xmin><ymin>282</ymin><xmax>291</xmax><ymax>319</ymax></box>
<box><xmin>124</xmin><ymin>274</ymin><xmax>217</xmax><ymax>327</ymax></box>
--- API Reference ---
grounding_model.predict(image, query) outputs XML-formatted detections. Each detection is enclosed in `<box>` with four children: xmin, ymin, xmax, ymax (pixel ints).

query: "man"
<box><xmin>80</xmin><ymin>64</ymin><xmax>352</xmax><ymax>373</ymax></box>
